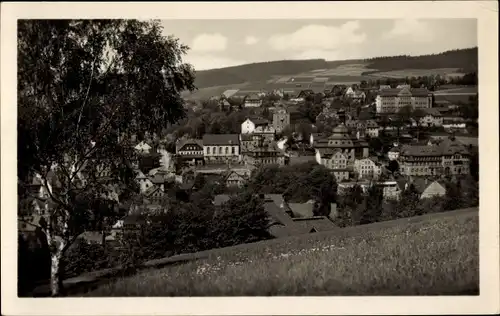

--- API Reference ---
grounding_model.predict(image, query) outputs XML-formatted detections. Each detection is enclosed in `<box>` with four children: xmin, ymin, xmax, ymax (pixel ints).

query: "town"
<box><xmin>15</xmin><ymin>19</ymin><xmax>480</xmax><ymax>298</ymax></box>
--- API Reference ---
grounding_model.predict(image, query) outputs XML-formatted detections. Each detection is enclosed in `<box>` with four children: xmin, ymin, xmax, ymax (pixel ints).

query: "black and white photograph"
<box><xmin>1</xmin><ymin>1</ymin><xmax>499</xmax><ymax>315</ymax></box>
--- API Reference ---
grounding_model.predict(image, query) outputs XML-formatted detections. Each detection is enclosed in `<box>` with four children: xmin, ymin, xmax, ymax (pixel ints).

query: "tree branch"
<box><xmin>76</xmin><ymin>50</ymin><xmax>98</xmax><ymax>138</ymax></box>
<box><xmin>18</xmin><ymin>218</ymin><xmax>44</xmax><ymax>230</ymax></box>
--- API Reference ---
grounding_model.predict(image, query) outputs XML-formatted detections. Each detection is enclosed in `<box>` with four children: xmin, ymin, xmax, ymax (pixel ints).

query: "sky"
<box><xmin>159</xmin><ymin>19</ymin><xmax>477</xmax><ymax>71</ymax></box>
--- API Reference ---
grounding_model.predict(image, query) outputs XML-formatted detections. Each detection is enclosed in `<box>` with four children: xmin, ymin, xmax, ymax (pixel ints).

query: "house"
<box><xmin>336</xmin><ymin>181</ymin><xmax>371</xmax><ymax>196</ymax></box>
<box><xmin>242</xmin><ymin>137</ymin><xmax>287</xmax><ymax>167</ymax></box>
<box><xmin>223</xmin><ymin>169</ymin><xmax>249</xmax><ymax>187</ymax></box>
<box><xmin>375</xmin><ymin>87</ymin><xmax>432</xmax><ymax>114</ymax></box>
<box><xmin>241</xmin><ymin>117</ymin><xmax>270</xmax><ymax>134</ymax></box>
<box><xmin>272</xmin><ymin>108</ymin><xmax>291</xmax><ymax>133</ymax></box>
<box><xmin>354</xmin><ymin>157</ymin><xmax>382</xmax><ymax>180</ymax></box>
<box><xmin>219</xmin><ymin>99</ymin><xmax>231</xmax><ymax>110</ymax></box>
<box><xmin>344</xmin><ymin>87</ymin><xmax>366</xmax><ymax>102</ymax></box>
<box><xmin>315</xmin><ymin>148</ymin><xmax>349</xmax><ymax>182</ymax></box>
<box><xmin>442</xmin><ymin>118</ymin><xmax>467</xmax><ymax>131</ymax></box>
<box><xmin>175</xmin><ymin>138</ymin><xmax>204</xmax><ymax>166</ymax></box>
<box><xmin>135</xmin><ymin>170</ymin><xmax>155</xmax><ymax>194</ymax></box>
<box><xmin>243</xmin><ymin>93</ymin><xmax>262</xmax><ymax>108</ymax></box>
<box><xmin>418</xmin><ymin>108</ymin><xmax>444</xmax><ymax>127</ymax></box>
<box><xmin>296</xmin><ymin>89</ymin><xmax>315</xmax><ymax>99</ymax></box>
<box><xmin>398</xmin><ymin>137</ymin><xmax>470</xmax><ymax>177</ymax></box>
<box><xmin>374</xmin><ymin>181</ymin><xmax>403</xmax><ymax>200</ymax></box>
<box><xmin>313</xmin><ymin>124</ymin><xmax>370</xmax><ymax>166</ymax></box>
<box><xmin>202</xmin><ymin>134</ymin><xmax>241</xmax><ymax>165</ymax></box>
<box><xmin>387</xmin><ymin>146</ymin><xmax>401</xmax><ymax>161</ymax></box>
<box><xmin>134</xmin><ymin>141</ymin><xmax>152</xmax><ymax>154</ymax></box>
<box><xmin>412</xmin><ymin>178</ymin><xmax>447</xmax><ymax>199</ymax></box>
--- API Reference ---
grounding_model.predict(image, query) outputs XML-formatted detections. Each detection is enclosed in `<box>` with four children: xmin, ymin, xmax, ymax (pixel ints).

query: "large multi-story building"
<box><xmin>313</xmin><ymin>124</ymin><xmax>369</xmax><ymax>167</ymax></box>
<box><xmin>354</xmin><ymin>157</ymin><xmax>383</xmax><ymax>180</ymax></box>
<box><xmin>272</xmin><ymin>108</ymin><xmax>291</xmax><ymax>133</ymax></box>
<box><xmin>175</xmin><ymin>138</ymin><xmax>204</xmax><ymax>166</ymax></box>
<box><xmin>202</xmin><ymin>134</ymin><xmax>241</xmax><ymax>165</ymax></box>
<box><xmin>242</xmin><ymin>136</ymin><xmax>287</xmax><ymax>167</ymax></box>
<box><xmin>315</xmin><ymin>148</ymin><xmax>350</xmax><ymax>182</ymax></box>
<box><xmin>375</xmin><ymin>86</ymin><xmax>432</xmax><ymax>114</ymax></box>
<box><xmin>398</xmin><ymin>137</ymin><xmax>470</xmax><ymax>177</ymax></box>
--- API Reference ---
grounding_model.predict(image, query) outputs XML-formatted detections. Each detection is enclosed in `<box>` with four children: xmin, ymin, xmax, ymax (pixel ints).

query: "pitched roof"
<box><xmin>288</xmin><ymin>202</ymin><xmax>314</xmax><ymax>218</ymax></box>
<box><xmin>245</xmin><ymin>93</ymin><xmax>261</xmax><ymax>100</ymax></box>
<box><xmin>379</xmin><ymin>87</ymin><xmax>431</xmax><ymax>97</ymax></box>
<box><xmin>292</xmin><ymin>217</ymin><xmax>337</xmax><ymax>232</ymax></box>
<box><xmin>202</xmin><ymin>134</ymin><xmax>240</xmax><ymax>145</ymax></box>
<box><xmin>316</xmin><ymin>148</ymin><xmax>345</xmax><ymax>158</ymax></box>
<box><xmin>422</xmin><ymin>108</ymin><xmax>443</xmax><ymax>117</ymax></box>
<box><xmin>247</xmin><ymin>117</ymin><xmax>269</xmax><ymax>126</ymax></box>
<box><xmin>176</xmin><ymin>138</ymin><xmax>203</xmax><ymax>152</ymax></box>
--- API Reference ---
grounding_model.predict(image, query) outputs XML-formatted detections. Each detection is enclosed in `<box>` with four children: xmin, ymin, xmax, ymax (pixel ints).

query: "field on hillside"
<box><xmin>86</xmin><ymin>208</ymin><xmax>478</xmax><ymax>296</ymax></box>
<box><xmin>369</xmin><ymin>68</ymin><xmax>463</xmax><ymax>79</ymax></box>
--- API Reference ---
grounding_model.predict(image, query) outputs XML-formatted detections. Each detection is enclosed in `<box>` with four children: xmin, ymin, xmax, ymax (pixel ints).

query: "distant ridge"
<box><xmin>193</xmin><ymin>47</ymin><xmax>477</xmax><ymax>89</ymax></box>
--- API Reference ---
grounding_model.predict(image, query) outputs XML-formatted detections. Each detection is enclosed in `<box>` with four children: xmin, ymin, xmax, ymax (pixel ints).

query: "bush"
<box><xmin>18</xmin><ymin>230</ymin><xmax>51</xmax><ymax>296</ymax></box>
<box><xmin>62</xmin><ymin>238</ymin><xmax>112</xmax><ymax>279</ymax></box>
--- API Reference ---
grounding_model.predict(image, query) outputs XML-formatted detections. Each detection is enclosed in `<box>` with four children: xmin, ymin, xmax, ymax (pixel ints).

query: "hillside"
<box><xmin>192</xmin><ymin>47</ymin><xmax>478</xmax><ymax>89</ymax></box>
<box><xmin>194</xmin><ymin>59</ymin><xmax>328</xmax><ymax>88</ymax></box>
<box><xmin>86</xmin><ymin>208</ymin><xmax>478</xmax><ymax>296</ymax></box>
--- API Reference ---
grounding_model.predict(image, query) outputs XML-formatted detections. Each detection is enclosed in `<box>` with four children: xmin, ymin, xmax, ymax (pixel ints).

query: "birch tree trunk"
<box><xmin>50</xmin><ymin>242</ymin><xmax>65</xmax><ymax>297</ymax></box>
<box><xmin>45</xmin><ymin>221</ymin><xmax>68</xmax><ymax>297</ymax></box>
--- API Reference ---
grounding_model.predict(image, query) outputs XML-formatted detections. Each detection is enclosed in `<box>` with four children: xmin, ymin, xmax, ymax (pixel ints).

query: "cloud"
<box><xmin>184</xmin><ymin>52</ymin><xmax>246</xmax><ymax>71</ymax></box>
<box><xmin>191</xmin><ymin>33</ymin><xmax>228</xmax><ymax>52</ymax></box>
<box><xmin>245</xmin><ymin>36</ymin><xmax>260</xmax><ymax>45</ymax></box>
<box><xmin>268</xmin><ymin>21</ymin><xmax>366</xmax><ymax>52</ymax></box>
<box><xmin>383</xmin><ymin>19</ymin><xmax>434</xmax><ymax>42</ymax></box>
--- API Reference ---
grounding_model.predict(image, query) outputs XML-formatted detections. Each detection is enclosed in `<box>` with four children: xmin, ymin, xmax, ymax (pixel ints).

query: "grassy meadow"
<box><xmin>85</xmin><ymin>208</ymin><xmax>479</xmax><ymax>296</ymax></box>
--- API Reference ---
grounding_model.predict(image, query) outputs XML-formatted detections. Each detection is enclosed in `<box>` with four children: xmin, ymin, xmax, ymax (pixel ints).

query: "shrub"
<box><xmin>62</xmin><ymin>238</ymin><xmax>112</xmax><ymax>278</ymax></box>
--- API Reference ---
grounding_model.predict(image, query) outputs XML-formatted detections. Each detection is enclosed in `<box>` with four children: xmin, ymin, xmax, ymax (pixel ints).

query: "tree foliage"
<box><xmin>17</xmin><ymin>19</ymin><xmax>196</xmax><ymax>296</ymax></box>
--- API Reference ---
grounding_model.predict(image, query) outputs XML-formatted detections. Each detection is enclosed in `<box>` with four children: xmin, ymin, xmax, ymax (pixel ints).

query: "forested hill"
<box><xmin>193</xmin><ymin>47</ymin><xmax>478</xmax><ymax>89</ymax></box>
<box><xmin>362</xmin><ymin>47</ymin><xmax>478</xmax><ymax>73</ymax></box>
<box><xmin>193</xmin><ymin>59</ymin><xmax>328</xmax><ymax>88</ymax></box>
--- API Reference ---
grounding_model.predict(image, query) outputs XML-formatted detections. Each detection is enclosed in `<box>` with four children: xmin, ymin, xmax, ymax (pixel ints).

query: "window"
<box><xmin>219</xmin><ymin>147</ymin><xmax>222</xmax><ymax>154</ymax></box>
<box><xmin>225</xmin><ymin>147</ymin><xmax>229</xmax><ymax>155</ymax></box>
<box><xmin>232</xmin><ymin>147</ymin><xmax>235</xmax><ymax>154</ymax></box>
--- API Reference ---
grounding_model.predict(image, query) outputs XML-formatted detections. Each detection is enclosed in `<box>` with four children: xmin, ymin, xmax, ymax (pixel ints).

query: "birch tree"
<box><xmin>17</xmin><ymin>19</ymin><xmax>195</xmax><ymax>296</ymax></box>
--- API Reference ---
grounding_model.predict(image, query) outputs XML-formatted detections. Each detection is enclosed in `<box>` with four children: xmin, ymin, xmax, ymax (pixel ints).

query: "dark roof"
<box><xmin>292</xmin><ymin>217</ymin><xmax>337</xmax><ymax>232</ymax></box>
<box><xmin>247</xmin><ymin>117</ymin><xmax>269</xmax><ymax>126</ymax></box>
<box><xmin>400</xmin><ymin>137</ymin><xmax>469</xmax><ymax>157</ymax></box>
<box><xmin>288</xmin><ymin>202</ymin><xmax>314</xmax><ymax>218</ymax></box>
<box><xmin>317</xmin><ymin>148</ymin><xmax>345</xmax><ymax>158</ymax></box>
<box><xmin>176</xmin><ymin>138</ymin><xmax>203</xmax><ymax>152</ymax></box>
<box><xmin>379</xmin><ymin>87</ymin><xmax>431</xmax><ymax>97</ymax></box>
<box><xmin>202</xmin><ymin>134</ymin><xmax>240</xmax><ymax>145</ymax></box>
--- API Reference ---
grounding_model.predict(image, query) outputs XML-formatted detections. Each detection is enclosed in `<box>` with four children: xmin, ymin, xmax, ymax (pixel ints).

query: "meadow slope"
<box><xmin>86</xmin><ymin>208</ymin><xmax>479</xmax><ymax>296</ymax></box>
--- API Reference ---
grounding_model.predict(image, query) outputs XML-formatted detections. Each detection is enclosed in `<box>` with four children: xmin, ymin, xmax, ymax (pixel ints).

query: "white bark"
<box><xmin>50</xmin><ymin>242</ymin><xmax>65</xmax><ymax>297</ymax></box>
<box><xmin>45</xmin><ymin>216</ymin><xmax>69</xmax><ymax>297</ymax></box>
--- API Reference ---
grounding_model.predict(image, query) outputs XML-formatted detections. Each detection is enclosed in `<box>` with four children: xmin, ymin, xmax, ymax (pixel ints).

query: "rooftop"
<box><xmin>202</xmin><ymin>134</ymin><xmax>240</xmax><ymax>146</ymax></box>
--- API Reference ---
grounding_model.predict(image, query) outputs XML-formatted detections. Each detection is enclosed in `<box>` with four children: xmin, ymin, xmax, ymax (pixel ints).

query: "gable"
<box><xmin>178</xmin><ymin>143</ymin><xmax>203</xmax><ymax>152</ymax></box>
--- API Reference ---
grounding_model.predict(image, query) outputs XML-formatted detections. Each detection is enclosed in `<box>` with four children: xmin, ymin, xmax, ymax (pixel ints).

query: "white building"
<box><xmin>354</xmin><ymin>157</ymin><xmax>382</xmax><ymax>180</ymax></box>
<box><xmin>202</xmin><ymin>134</ymin><xmax>241</xmax><ymax>164</ymax></box>
<box><xmin>134</xmin><ymin>141</ymin><xmax>152</xmax><ymax>154</ymax></box>
<box><xmin>376</xmin><ymin>86</ymin><xmax>432</xmax><ymax>114</ymax></box>
<box><xmin>387</xmin><ymin>146</ymin><xmax>401</xmax><ymax>161</ymax></box>
<box><xmin>419</xmin><ymin>108</ymin><xmax>444</xmax><ymax>127</ymax></box>
<box><xmin>243</xmin><ymin>93</ymin><xmax>263</xmax><ymax>108</ymax></box>
<box><xmin>241</xmin><ymin>117</ymin><xmax>270</xmax><ymax>134</ymax></box>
